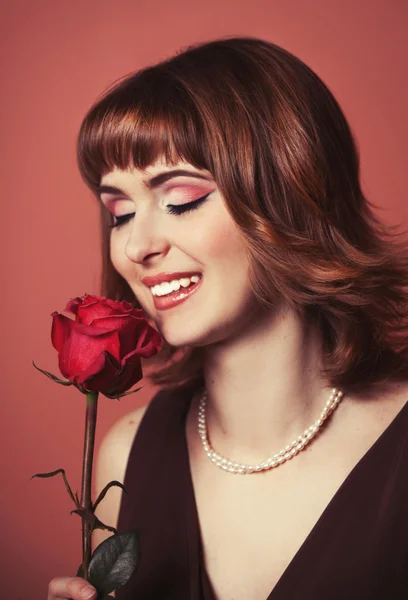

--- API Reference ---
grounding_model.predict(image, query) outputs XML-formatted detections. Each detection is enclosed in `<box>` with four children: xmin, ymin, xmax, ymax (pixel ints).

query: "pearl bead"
<box><xmin>197</xmin><ymin>388</ymin><xmax>343</xmax><ymax>475</ymax></box>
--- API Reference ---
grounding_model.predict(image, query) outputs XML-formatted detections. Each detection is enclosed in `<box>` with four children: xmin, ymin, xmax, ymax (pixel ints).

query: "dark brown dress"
<box><xmin>115</xmin><ymin>386</ymin><xmax>408</xmax><ymax>599</ymax></box>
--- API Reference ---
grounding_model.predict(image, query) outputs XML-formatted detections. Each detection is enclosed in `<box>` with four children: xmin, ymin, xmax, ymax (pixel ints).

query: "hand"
<box><xmin>47</xmin><ymin>577</ymin><xmax>97</xmax><ymax>600</ymax></box>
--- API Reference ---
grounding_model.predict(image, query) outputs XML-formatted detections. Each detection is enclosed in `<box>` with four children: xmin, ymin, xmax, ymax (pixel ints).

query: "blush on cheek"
<box><xmin>207</xmin><ymin>219</ymin><xmax>246</xmax><ymax>257</ymax></box>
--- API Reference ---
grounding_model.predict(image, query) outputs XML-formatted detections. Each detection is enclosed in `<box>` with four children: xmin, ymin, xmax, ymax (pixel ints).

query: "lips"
<box><xmin>148</xmin><ymin>275</ymin><xmax>203</xmax><ymax>311</ymax></box>
<box><xmin>141</xmin><ymin>271</ymin><xmax>202</xmax><ymax>287</ymax></box>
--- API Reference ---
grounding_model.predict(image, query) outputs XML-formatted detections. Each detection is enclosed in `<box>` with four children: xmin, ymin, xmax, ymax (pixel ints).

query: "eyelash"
<box><xmin>107</xmin><ymin>193</ymin><xmax>211</xmax><ymax>229</ymax></box>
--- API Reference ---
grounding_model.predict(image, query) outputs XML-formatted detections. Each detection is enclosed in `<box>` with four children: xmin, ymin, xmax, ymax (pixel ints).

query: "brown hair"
<box><xmin>77</xmin><ymin>36</ymin><xmax>408</xmax><ymax>392</ymax></box>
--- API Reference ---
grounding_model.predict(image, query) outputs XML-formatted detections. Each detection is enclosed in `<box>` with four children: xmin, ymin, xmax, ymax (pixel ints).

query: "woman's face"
<box><xmin>99</xmin><ymin>158</ymin><xmax>261</xmax><ymax>348</ymax></box>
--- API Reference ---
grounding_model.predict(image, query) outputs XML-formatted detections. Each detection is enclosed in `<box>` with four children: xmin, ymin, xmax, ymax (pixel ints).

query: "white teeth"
<box><xmin>170</xmin><ymin>279</ymin><xmax>181</xmax><ymax>291</ymax></box>
<box><xmin>161</xmin><ymin>282</ymin><xmax>172</xmax><ymax>295</ymax></box>
<box><xmin>150</xmin><ymin>275</ymin><xmax>201</xmax><ymax>297</ymax></box>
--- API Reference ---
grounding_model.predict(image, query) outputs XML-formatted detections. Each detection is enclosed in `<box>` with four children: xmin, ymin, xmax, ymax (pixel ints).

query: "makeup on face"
<box><xmin>103</xmin><ymin>163</ymin><xmax>254</xmax><ymax>349</ymax></box>
<box><xmin>99</xmin><ymin>168</ymin><xmax>217</xmax><ymax>226</ymax></box>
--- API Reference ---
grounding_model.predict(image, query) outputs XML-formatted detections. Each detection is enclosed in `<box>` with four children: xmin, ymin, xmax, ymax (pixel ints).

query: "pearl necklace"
<box><xmin>197</xmin><ymin>387</ymin><xmax>344</xmax><ymax>474</ymax></box>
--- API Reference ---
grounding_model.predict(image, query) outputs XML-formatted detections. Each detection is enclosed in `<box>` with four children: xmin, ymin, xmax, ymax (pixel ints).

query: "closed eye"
<box><xmin>166</xmin><ymin>193</ymin><xmax>211</xmax><ymax>215</ymax></box>
<box><xmin>108</xmin><ymin>213</ymin><xmax>134</xmax><ymax>229</ymax></box>
<box><xmin>108</xmin><ymin>193</ymin><xmax>211</xmax><ymax>229</ymax></box>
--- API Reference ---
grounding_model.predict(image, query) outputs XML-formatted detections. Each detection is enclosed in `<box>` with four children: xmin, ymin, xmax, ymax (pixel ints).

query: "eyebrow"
<box><xmin>97</xmin><ymin>169</ymin><xmax>213</xmax><ymax>199</ymax></box>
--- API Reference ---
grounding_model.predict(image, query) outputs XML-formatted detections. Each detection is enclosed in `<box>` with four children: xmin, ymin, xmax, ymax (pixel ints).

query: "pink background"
<box><xmin>1</xmin><ymin>0</ymin><xmax>407</xmax><ymax>597</ymax></box>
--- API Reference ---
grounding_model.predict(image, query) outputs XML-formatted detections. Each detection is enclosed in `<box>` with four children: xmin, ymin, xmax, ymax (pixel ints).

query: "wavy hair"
<box><xmin>77</xmin><ymin>36</ymin><xmax>408</xmax><ymax>392</ymax></box>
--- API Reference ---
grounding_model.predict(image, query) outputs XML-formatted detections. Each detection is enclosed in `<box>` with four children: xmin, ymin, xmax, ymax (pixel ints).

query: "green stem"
<box><xmin>80</xmin><ymin>391</ymin><xmax>99</xmax><ymax>579</ymax></box>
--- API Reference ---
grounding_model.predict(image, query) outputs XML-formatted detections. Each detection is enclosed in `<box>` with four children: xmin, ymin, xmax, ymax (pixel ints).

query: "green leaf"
<box><xmin>71</xmin><ymin>509</ymin><xmax>117</xmax><ymax>534</ymax></box>
<box><xmin>92</xmin><ymin>481</ymin><xmax>127</xmax><ymax>513</ymax></box>
<box><xmin>32</xmin><ymin>361</ymin><xmax>73</xmax><ymax>386</ymax></box>
<box><xmin>87</xmin><ymin>530</ymin><xmax>139</xmax><ymax>594</ymax></box>
<box><xmin>31</xmin><ymin>468</ymin><xmax>77</xmax><ymax>506</ymax></box>
<box><xmin>102</xmin><ymin>386</ymin><xmax>143</xmax><ymax>400</ymax></box>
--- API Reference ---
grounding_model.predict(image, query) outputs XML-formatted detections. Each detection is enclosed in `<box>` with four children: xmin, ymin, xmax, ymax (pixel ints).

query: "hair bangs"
<box><xmin>77</xmin><ymin>69</ymin><xmax>214</xmax><ymax>191</ymax></box>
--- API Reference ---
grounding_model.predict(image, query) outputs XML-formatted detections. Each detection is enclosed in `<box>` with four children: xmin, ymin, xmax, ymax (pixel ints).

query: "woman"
<box><xmin>47</xmin><ymin>37</ymin><xmax>408</xmax><ymax>600</ymax></box>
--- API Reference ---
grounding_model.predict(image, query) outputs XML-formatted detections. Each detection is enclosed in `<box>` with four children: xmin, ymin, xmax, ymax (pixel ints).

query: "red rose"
<box><xmin>51</xmin><ymin>294</ymin><xmax>162</xmax><ymax>396</ymax></box>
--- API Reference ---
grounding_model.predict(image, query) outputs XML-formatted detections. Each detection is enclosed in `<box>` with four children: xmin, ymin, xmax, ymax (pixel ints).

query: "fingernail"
<box><xmin>81</xmin><ymin>586</ymin><xmax>96</xmax><ymax>599</ymax></box>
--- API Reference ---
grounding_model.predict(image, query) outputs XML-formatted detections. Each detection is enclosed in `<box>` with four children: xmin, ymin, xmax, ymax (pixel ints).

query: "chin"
<box><xmin>154</xmin><ymin>318</ymin><xmax>214</xmax><ymax>348</ymax></box>
<box><xmin>157</xmin><ymin>329</ymin><xmax>206</xmax><ymax>349</ymax></box>
<box><xmin>157</xmin><ymin>317</ymin><xmax>236</xmax><ymax>350</ymax></box>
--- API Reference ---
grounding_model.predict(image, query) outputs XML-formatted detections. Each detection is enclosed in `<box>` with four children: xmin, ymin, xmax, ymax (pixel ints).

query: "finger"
<box><xmin>47</xmin><ymin>577</ymin><xmax>97</xmax><ymax>600</ymax></box>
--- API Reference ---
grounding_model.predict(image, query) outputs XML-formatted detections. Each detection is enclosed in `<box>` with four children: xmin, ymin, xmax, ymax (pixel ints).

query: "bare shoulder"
<box><xmin>99</xmin><ymin>404</ymin><xmax>149</xmax><ymax>464</ymax></box>
<box><xmin>92</xmin><ymin>403</ymin><xmax>149</xmax><ymax>550</ymax></box>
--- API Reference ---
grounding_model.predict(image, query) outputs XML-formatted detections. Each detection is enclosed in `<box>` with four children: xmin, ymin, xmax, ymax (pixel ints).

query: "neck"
<box><xmin>201</xmin><ymin>305</ymin><xmax>335</xmax><ymax>463</ymax></box>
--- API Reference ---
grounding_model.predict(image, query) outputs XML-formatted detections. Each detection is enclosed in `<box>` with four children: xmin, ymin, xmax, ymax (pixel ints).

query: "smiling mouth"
<box><xmin>149</xmin><ymin>274</ymin><xmax>201</xmax><ymax>297</ymax></box>
<box><xmin>148</xmin><ymin>274</ymin><xmax>203</xmax><ymax>310</ymax></box>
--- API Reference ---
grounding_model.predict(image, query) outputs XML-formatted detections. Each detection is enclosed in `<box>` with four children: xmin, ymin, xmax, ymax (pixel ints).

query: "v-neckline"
<box><xmin>181</xmin><ymin>397</ymin><xmax>408</xmax><ymax>600</ymax></box>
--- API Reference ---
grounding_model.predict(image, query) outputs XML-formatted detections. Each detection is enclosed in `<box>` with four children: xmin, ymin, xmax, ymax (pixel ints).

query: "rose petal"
<box><xmin>51</xmin><ymin>312</ymin><xmax>72</xmax><ymax>354</ymax></box>
<box><xmin>94</xmin><ymin>315</ymin><xmax>150</xmax><ymax>357</ymax></box>
<box><xmin>121</xmin><ymin>327</ymin><xmax>163</xmax><ymax>360</ymax></box>
<box><xmin>79</xmin><ymin>350</ymin><xmax>143</xmax><ymax>395</ymax></box>
<box><xmin>73</xmin><ymin>297</ymin><xmax>111</xmax><ymax>325</ymax></box>
<box><xmin>111</xmin><ymin>352</ymin><xmax>144</xmax><ymax>393</ymax></box>
<box><xmin>64</xmin><ymin>296</ymin><xmax>97</xmax><ymax>316</ymax></box>
<box><xmin>75</xmin><ymin>351</ymin><xmax>120</xmax><ymax>391</ymax></box>
<box><xmin>56</xmin><ymin>320</ymin><xmax>122</xmax><ymax>378</ymax></box>
<box><xmin>91</xmin><ymin>313</ymin><xmax>135</xmax><ymax>331</ymax></box>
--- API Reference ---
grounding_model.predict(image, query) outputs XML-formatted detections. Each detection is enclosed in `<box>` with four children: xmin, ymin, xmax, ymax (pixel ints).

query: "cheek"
<box><xmin>198</xmin><ymin>215</ymin><xmax>248</xmax><ymax>269</ymax></box>
<box><xmin>190</xmin><ymin>203</ymin><xmax>245</xmax><ymax>255</ymax></box>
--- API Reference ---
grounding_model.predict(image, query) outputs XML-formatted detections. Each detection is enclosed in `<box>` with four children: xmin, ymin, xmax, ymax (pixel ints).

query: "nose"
<box><xmin>123</xmin><ymin>209</ymin><xmax>170</xmax><ymax>265</ymax></box>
